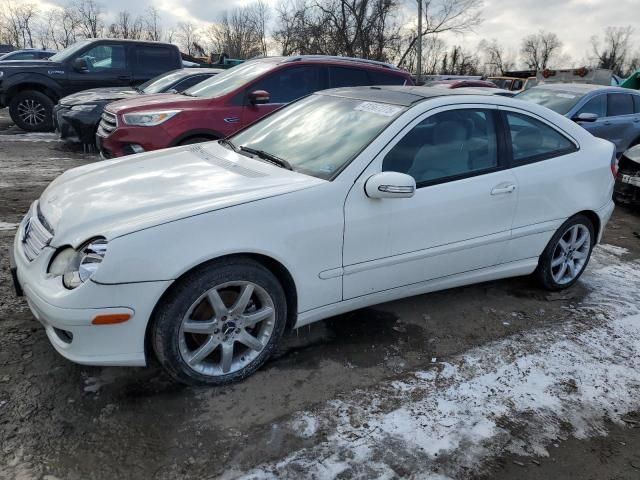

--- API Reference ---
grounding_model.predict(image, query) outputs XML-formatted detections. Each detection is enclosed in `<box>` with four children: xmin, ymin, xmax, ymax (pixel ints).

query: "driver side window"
<box><xmin>76</xmin><ymin>45</ymin><xmax>127</xmax><ymax>72</ymax></box>
<box><xmin>382</xmin><ymin>109</ymin><xmax>499</xmax><ymax>187</ymax></box>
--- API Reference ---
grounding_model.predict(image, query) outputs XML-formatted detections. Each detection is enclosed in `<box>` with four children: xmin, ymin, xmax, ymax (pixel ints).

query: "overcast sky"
<box><xmin>35</xmin><ymin>0</ymin><xmax>640</xmax><ymax>64</ymax></box>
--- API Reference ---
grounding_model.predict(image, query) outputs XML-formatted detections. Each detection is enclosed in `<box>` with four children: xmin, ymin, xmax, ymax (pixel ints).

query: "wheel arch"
<box><xmin>169</xmin><ymin>129</ymin><xmax>224</xmax><ymax>147</ymax></box>
<box><xmin>6</xmin><ymin>81</ymin><xmax>60</xmax><ymax>104</ymax></box>
<box><xmin>144</xmin><ymin>252</ymin><xmax>299</xmax><ymax>361</ymax></box>
<box><xmin>574</xmin><ymin>210</ymin><xmax>601</xmax><ymax>244</ymax></box>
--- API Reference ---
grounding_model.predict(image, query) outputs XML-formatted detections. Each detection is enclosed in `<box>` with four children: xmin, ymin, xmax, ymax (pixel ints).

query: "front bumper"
<box><xmin>53</xmin><ymin>104</ymin><xmax>103</xmax><ymax>145</ymax></box>
<box><xmin>96</xmin><ymin>123</ymin><xmax>171</xmax><ymax>158</ymax></box>
<box><xmin>12</xmin><ymin>212</ymin><xmax>172</xmax><ymax>367</ymax></box>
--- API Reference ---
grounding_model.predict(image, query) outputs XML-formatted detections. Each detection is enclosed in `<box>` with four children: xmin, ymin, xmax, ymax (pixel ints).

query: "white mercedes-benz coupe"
<box><xmin>10</xmin><ymin>86</ymin><xmax>616</xmax><ymax>385</ymax></box>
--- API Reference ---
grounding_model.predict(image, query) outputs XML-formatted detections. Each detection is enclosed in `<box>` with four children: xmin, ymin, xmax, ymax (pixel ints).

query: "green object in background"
<box><xmin>621</xmin><ymin>70</ymin><xmax>640</xmax><ymax>90</ymax></box>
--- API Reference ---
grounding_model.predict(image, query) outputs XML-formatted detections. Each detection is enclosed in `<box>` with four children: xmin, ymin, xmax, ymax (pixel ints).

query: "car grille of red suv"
<box><xmin>98</xmin><ymin>111</ymin><xmax>117</xmax><ymax>136</ymax></box>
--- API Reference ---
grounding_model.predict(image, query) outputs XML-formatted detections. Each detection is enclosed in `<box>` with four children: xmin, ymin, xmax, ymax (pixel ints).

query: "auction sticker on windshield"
<box><xmin>355</xmin><ymin>102</ymin><xmax>403</xmax><ymax>117</ymax></box>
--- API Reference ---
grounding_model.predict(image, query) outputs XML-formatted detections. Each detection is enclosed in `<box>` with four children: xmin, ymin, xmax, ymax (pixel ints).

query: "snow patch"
<box><xmin>0</xmin><ymin>222</ymin><xmax>19</xmax><ymax>231</ymax></box>
<box><xmin>236</xmin><ymin>245</ymin><xmax>640</xmax><ymax>479</ymax></box>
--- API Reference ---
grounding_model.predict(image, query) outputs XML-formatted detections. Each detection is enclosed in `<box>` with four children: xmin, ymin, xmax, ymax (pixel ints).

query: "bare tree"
<box><xmin>274</xmin><ymin>0</ymin><xmax>403</xmax><ymax>61</ymax></box>
<box><xmin>0</xmin><ymin>0</ymin><xmax>39</xmax><ymax>48</ymax></box>
<box><xmin>108</xmin><ymin>11</ymin><xmax>144</xmax><ymax>39</ymax></box>
<box><xmin>591</xmin><ymin>26</ymin><xmax>634</xmax><ymax>76</ymax></box>
<box><xmin>440</xmin><ymin>44</ymin><xmax>479</xmax><ymax>75</ymax></box>
<box><xmin>397</xmin><ymin>0</ymin><xmax>483</xmax><ymax>69</ymax></box>
<box><xmin>73</xmin><ymin>0</ymin><xmax>103</xmax><ymax>38</ymax></box>
<box><xmin>479</xmin><ymin>39</ymin><xmax>515</xmax><ymax>75</ymax></box>
<box><xmin>177</xmin><ymin>21</ymin><xmax>201</xmax><ymax>56</ymax></box>
<box><xmin>143</xmin><ymin>6</ymin><xmax>163</xmax><ymax>41</ymax></box>
<box><xmin>205</xmin><ymin>2</ymin><xmax>270</xmax><ymax>59</ymax></box>
<box><xmin>520</xmin><ymin>30</ymin><xmax>562</xmax><ymax>71</ymax></box>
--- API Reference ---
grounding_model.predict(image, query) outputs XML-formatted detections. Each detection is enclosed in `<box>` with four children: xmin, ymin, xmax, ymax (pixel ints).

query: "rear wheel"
<box><xmin>536</xmin><ymin>215</ymin><xmax>595</xmax><ymax>291</ymax></box>
<box><xmin>9</xmin><ymin>90</ymin><xmax>54</xmax><ymax>132</ymax></box>
<box><xmin>152</xmin><ymin>258</ymin><xmax>287</xmax><ymax>386</ymax></box>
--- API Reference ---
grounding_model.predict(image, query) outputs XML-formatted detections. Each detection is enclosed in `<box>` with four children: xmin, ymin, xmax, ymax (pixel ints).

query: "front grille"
<box><xmin>21</xmin><ymin>202</ymin><xmax>54</xmax><ymax>262</ymax></box>
<box><xmin>97</xmin><ymin>111</ymin><xmax>117</xmax><ymax>136</ymax></box>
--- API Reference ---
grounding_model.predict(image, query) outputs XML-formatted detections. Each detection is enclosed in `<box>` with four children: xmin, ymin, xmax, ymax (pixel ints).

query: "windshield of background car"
<box><xmin>48</xmin><ymin>40</ymin><xmax>91</xmax><ymax>62</ymax></box>
<box><xmin>231</xmin><ymin>94</ymin><xmax>406</xmax><ymax>180</ymax></box>
<box><xmin>516</xmin><ymin>88</ymin><xmax>584</xmax><ymax>114</ymax></box>
<box><xmin>140</xmin><ymin>70</ymin><xmax>185</xmax><ymax>94</ymax></box>
<box><xmin>185</xmin><ymin>61</ymin><xmax>276</xmax><ymax>98</ymax></box>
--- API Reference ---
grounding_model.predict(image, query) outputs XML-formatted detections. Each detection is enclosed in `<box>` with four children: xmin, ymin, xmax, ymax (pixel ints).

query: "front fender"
<box><xmin>2</xmin><ymin>72</ymin><xmax>64</xmax><ymax>100</ymax></box>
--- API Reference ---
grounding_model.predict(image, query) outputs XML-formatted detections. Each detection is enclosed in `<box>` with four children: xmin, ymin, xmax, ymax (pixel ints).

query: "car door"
<box><xmin>65</xmin><ymin>43</ymin><xmax>131</xmax><ymax>95</ymax></box>
<box><xmin>573</xmin><ymin>93</ymin><xmax>610</xmax><ymax>140</ymax></box>
<box><xmin>498</xmin><ymin>108</ymin><xmax>581</xmax><ymax>263</ymax></box>
<box><xmin>131</xmin><ymin>44</ymin><xmax>176</xmax><ymax>85</ymax></box>
<box><xmin>342</xmin><ymin>105</ymin><xmax>518</xmax><ymax>299</ymax></box>
<box><xmin>583</xmin><ymin>93</ymin><xmax>637</xmax><ymax>155</ymax></box>
<box><xmin>240</xmin><ymin>65</ymin><xmax>327</xmax><ymax>127</ymax></box>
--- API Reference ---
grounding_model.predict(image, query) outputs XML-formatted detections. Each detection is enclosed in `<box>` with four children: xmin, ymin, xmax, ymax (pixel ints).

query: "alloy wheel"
<box><xmin>550</xmin><ymin>224</ymin><xmax>591</xmax><ymax>285</ymax></box>
<box><xmin>17</xmin><ymin>98</ymin><xmax>47</xmax><ymax>126</ymax></box>
<box><xmin>178</xmin><ymin>281</ymin><xmax>276</xmax><ymax>377</ymax></box>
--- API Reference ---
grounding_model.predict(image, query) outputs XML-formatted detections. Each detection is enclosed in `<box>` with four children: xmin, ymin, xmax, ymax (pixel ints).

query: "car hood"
<box><xmin>106</xmin><ymin>92</ymin><xmax>203</xmax><ymax>114</ymax></box>
<box><xmin>39</xmin><ymin>142</ymin><xmax>325</xmax><ymax>247</ymax></box>
<box><xmin>60</xmin><ymin>87</ymin><xmax>138</xmax><ymax>106</ymax></box>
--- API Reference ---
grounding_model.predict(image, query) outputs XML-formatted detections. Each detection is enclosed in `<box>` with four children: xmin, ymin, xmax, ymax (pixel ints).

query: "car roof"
<box><xmin>318</xmin><ymin>85</ymin><xmax>496</xmax><ymax>106</ymax></box>
<box><xmin>533</xmin><ymin>83</ymin><xmax>629</xmax><ymax>94</ymax></box>
<box><xmin>250</xmin><ymin>55</ymin><xmax>407</xmax><ymax>73</ymax></box>
<box><xmin>172</xmin><ymin>68</ymin><xmax>224</xmax><ymax>76</ymax></box>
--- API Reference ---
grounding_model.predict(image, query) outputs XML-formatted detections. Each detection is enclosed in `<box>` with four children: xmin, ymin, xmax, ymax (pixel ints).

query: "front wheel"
<box><xmin>536</xmin><ymin>215</ymin><xmax>595</xmax><ymax>291</ymax></box>
<box><xmin>9</xmin><ymin>90</ymin><xmax>54</xmax><ymax>132</ymax></box>
<box><xmin>152</xmin><ymin>258</ymin><xmax>287</xmax><ymax>386</ymax></box>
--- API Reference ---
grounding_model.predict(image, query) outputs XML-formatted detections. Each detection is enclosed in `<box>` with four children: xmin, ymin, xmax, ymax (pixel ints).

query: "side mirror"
<box><xmin>573</xmin><ymin>112</ymin><xmax>598</xmax><ymax>123</ymax></box>
<box><xmin>365</xmin><ymin>171</ymin><xmax>416</xmax><ymax>199</ymax></box>
<box><xmin>248</xmin><ymin>90</ymin><xmax>270</xmax><ymax>105</ymax></box>
<box><xmin>72</xmin><ymin>57</ymin><xmax>88</xmax><ymax>72</ymax></box>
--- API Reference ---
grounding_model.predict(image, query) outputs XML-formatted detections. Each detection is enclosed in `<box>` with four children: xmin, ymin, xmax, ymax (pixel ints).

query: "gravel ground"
<box><xmin>1</xmin><ymin>108</ymin><xmax>639</xmax><ymax>479</ymax></box>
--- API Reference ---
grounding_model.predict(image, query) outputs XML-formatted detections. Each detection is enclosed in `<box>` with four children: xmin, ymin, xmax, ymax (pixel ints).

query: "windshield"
<box><xmin>48</xmin><ymin>40</ymin><xmax>91</xmax><ymax>62</ymax></box>
<box><xmin>231</xmin><ymin>94</ymin><xmax>405</xmax><ymax>180</ymax></box>
<box><xmin>139</xmin><ymin>70</ymin><xmax>185</xmax><ymax>94</ymax></box>
<box><xmin>185</xmin><ymin>61</ymin><xmax>275</xmax><ymax>98</ymax></box>
<box><xmin>516</xmin><ymin>87</ymin><xmax>584</xmax><ymax>114</ymax></box>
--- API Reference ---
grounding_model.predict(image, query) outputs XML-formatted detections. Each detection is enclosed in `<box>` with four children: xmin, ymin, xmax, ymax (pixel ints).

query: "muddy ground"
<box><xmin>0</xmin><ymin>108</ymin><xmax>639</xmax><ymax>479</ymax></box>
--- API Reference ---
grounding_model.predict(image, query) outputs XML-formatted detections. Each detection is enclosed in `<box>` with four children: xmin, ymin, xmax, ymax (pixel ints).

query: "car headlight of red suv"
<box><xmin>122</xmin><ymin>110</ymin><xmax>180</xmax><ymax>126</ymax></box>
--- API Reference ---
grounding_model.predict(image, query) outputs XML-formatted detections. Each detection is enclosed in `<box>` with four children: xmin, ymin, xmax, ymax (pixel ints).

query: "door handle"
<box><xmin>603</xmin><ymin>121</ymin><xmax>612</xmax><ymax>126</ymax></box>
<box><xmin>491</xmin><ymin>184</ymin><xmax>516</xmax><ymax>195</ymax></box>
<box><xmin>633</xmin><ymin>117</ymin><xmax>640</xmax><ymax>123</ymax></box>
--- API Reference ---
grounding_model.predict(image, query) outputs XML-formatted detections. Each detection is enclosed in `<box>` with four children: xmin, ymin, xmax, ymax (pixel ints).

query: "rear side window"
<box><xmin>249</xmin><ymin>65</ymin><xmax>325</xmax><ymax>103</ymax></box>
<box><xmin>633</xmin><ymin>95</ymin><xmax>640</xmax><ymax>114</ymax></box>
<box><xmin>330</xmin><ymin>67</ymin><xmax>369</xmax><ymax>87</ymax></box>
<box><xmin>506</xmin><ymin>112</ymin><xmax>577</xmax><ymax>165</ymax></box>
<box><xmin>135</xmin><ymin>46</ymin><xmax>174</xmax><ymax>75</ymax></box>
<box><xmin>577</xmin><ymin>95</ymin><xmax>606</xmax><ymax>117</ymax></box>
<box><xmin>607</xmin><ymin>93</ymin><xmax>634</xmax><ymax>117</ymax></box>
<box><xmin>369</xmin><ymin>70</ymin><xmax>407</xmax><ymax>85</ymax></box>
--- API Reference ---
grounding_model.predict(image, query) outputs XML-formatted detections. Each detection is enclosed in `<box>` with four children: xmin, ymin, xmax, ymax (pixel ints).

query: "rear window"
<box><xmin>516</xmin><ymin>88</ymin><xmax>583</xmax><ymax>115</ymax></box>
<box><xmin>135</xmin><ymin>46</ymin><xmax>175</xmax><ymax>75</ymax></box>
<box><xmin>607</xmin><ymin>93</ymin><xmax>634</xmax><ymax>116</ymax></box>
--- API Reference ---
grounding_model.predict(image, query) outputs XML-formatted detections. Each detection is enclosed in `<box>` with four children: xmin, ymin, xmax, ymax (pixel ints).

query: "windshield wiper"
<box><xmin>240</xmin><ymin>146</ymin><xmax>293</xmax><ymax>171</ymax></box>
<box><xmin>219</xmin><ymin>138</ymin><xmax>239</xmax><ymax>152</ymax></box>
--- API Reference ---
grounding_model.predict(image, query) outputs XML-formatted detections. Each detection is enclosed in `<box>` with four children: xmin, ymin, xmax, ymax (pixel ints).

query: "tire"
<box><xmin>536</xmin><ymin>214</ymin><xmax>595</xmax><ymax>291</ymax></box>
<box><xmin>178</xmin><ymin>136</ymin><xmax>216</xmax><ymax>146</ymax></box>
<box><xmin>152</xmin><ymin>258</ymin><xmax>287</xmax><ymax>386</ymax></box>
<box><xmin>9</xmin><ymin>90</ymin><xmax>55</xmax><ymax>132</ymax></box>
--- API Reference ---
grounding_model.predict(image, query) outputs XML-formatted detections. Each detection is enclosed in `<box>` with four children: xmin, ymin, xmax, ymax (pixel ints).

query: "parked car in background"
<box><xmin>517</xmin><ymin>84</ymin><xmax>640</xmax><ymax>156</ymax></box>
<box><xmin>11</xmin><ymin>87</ymin><xmax>615</xmax><ymax>385</ymax></box>
<box><xmin>0</xmin><ymin>48</ymin><xmax>56</xmax><ymax>61</ymax></box>
<box><xmin>54</xmin><ymin>68</ymin><xmax>222</xmax><ymax>148</ymax></box>
<box><xmin>96</xmin><ymin>55</ymin><xmax>413</xmax><ymax>158</ymax></box>
<box><xmin>488</xmin><ymin>76</ymin><xmax>537</xmax><ymax>92</ymax></box>
<box><xmin>450</xmin><ymin>87</ymin><xmax>516</xmax><ymax>97</ymax></box>
<box><xmin>614</xmin><ymin>144</ymin><xmax>640</xmax><ymax>206</ymax></box>
<box><xmin>425</xmin><ymin>79</ymin><xmax>498</xmax><ymax>89</ymax></box>
<box><xmin>0</xmin><ymin>39</ymin><xmax>182</xmax><ymax>131</ymax></box>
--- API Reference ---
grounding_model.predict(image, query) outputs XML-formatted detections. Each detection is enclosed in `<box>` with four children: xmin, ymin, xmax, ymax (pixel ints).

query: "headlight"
<box><xmin>71</xmin><ymin>104</ymin><xmax>97</xmax><ymax>112</ymax></box>
<box><xmin>48</xmin><ymin>239</ymin><xmax>108</xmax><ymax>289</ymax></box>
<box><xmin>122</xmin><ymin>110</ymin><xmax>180</xmax><ymax>126</ymax></box>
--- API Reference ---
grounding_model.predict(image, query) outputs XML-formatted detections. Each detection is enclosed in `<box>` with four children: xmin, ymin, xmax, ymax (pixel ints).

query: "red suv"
<box><xmin>97</xmin><ymin>56</ymin><xmax>413</xmax><ymax>157</ymax></box>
